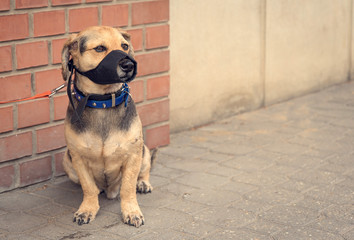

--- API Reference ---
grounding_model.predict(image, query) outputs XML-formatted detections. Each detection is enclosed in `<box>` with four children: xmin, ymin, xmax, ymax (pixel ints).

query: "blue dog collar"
<box><xmin>73</xmin><ymin>83</ymin><xmax>130</xmax><ymax>108</ymax></box>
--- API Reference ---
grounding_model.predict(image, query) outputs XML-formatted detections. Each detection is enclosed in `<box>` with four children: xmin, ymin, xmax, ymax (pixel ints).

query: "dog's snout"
<box><xmin>119</xmin><ymin>59</ymin><xmax>134</xmax><ymax>72</ymax></box>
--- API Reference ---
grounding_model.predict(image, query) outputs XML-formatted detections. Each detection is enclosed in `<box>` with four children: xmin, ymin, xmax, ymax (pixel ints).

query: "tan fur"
<box><xmin>61</xmin><ymin>26</ymin><xmax>153</xmax><ymax>227</ymax></box>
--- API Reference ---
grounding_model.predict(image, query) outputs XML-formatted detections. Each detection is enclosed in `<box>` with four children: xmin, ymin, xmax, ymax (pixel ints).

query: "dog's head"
<box><xmin>61</xmin><ymin>26</ymin><xmax>135</xmax><ymax>94</ymax></box>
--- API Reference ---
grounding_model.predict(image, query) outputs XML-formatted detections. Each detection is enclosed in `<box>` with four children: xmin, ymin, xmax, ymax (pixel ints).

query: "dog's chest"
<box><xmin>65</xmin><ymin>118</ymin><xmax>142</xmax><ymax>160</ymax></box>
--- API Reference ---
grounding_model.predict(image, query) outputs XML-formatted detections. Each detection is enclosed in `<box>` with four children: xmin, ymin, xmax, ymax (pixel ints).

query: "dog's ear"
<box><xmin>117</xmin><ymin>28</ymin><xmax>135</xmax><ymax>57</ymax></box>
<box><xmin>118</xmin><ymin>28</ymin><xmax>131</xmax><ymax>41</ymax></box>
<box><xmin>61</xmin><ymin>34</ymin><xmax>78</xmax><ymax>81</ymax></box>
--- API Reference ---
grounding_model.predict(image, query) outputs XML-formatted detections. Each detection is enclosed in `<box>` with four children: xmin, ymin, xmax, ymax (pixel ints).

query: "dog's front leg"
<box><xmin>71</xmin><ymin>153</ymin><xmax>100</xmax><ymax>225</ymax></box>
<box><xmin>120</xmin><ymin>155</ymin><xmax>144</xmax><ymax>227</ymax></box>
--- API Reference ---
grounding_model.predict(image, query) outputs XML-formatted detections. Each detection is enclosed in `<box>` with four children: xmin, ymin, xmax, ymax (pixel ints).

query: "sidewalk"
<box><xmin>0</xmin><ymin>81</ymin><xmax>353</xmax><ymax>240</ymax></box>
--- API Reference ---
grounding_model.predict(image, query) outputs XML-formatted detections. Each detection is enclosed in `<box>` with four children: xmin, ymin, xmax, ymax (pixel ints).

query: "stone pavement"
<box><xmin>0</xmin><ymin>81</ymin><xmax>354</xmax><ymax>240</ymax></box>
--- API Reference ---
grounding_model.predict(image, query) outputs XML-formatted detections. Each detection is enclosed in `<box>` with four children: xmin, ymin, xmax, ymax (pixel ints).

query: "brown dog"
<box><xmin>61</xmin><ymin>26</ymin><xmax>155</xmax><ymax>227</ymax></box>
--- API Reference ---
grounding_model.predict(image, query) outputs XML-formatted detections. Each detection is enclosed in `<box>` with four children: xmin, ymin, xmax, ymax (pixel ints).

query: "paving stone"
<box><xmin>148</xmin><ymin>174</ymin><xmax>171</xmax><ymax>188</ymax></box>
<box><xmin>27</xmin><ymin>202</ymin><xmax>74</xmax><ymax>219</ymax></box>
<box><xmin>304</xmin><ymin>184</ymin><xmax>354</xmax><ymax>205</ymax></box>
<box><xmin>184</xmin><ymin>188</ymin><xmax>242</xmax><ymax>206</ymax></box>
<box><xmin>289</xmin><ymin>169</ymin><xmax>344</xmax><ymax>185</ymax></box>
<box><xmin>198</xmin><ymin>151</ymin><xmax>234</xmax><ymax>163</ymax></box>
<box><xmin>151</xmin><ymin>163</ymin><xmax>186</xmax><ymax>179</ymax></box>
<box><xmin>260</xmin><ymin>205</ymin><xmax>319</xmax><ymax>226</ymax></box>
<box><xmin>221</xmin><ymin>155</ymin><xmax>274</xmax><ymax>172</ymax></box>
<box><xmin>230</xmin><ymin>199</ymin><xmax>274</xmax><ymax>215</ymax></box>
<box><xmin>289</xmin><ymin>197</ymin><xmax>332</xmax><ymax>212</ymax></box>
<box><xmin>342</xmin><ymin>228</ymin><xmax>354</xmax><ymax>240</ymax></box>
<box><xmin>165</xmin><ymin>199</ymin><xmax>208</xmax><ymax>215</ymax></box>
<box><xmin>175</xmin><ymin>172</ymin><xmax>229</xmax><ymax>189</ymax></box>
<box><xmin>31</xmin><ymin>223</ymin><xmax>105</xmax><ymax>240</ymax></box>
<box><xmin>133</xmin><ymin>229</ymin><xmax>196</xmax><ymax>240</ymax></box>
<box><xmin>138</xmin><ymin>189</ymin><xmax>178</xmax><ymax>208</ymax></box>
<box><xmin>232</xmin><ymin>171</ymin><xmax>287</xmax><ymax>187</ymax></box>
<box><xmin>0</xmin><ymin>191</ymin><xmax>50</xmax><ymax>212</ymax></box>
<box><xmin>306</xmin><ymin>216</ymin><xmax>353</xmax><ymax>235</ymax></box>
<box><xmin>218</xmin><ymin>180</ymin><xmax>258</xmax><ymax>195</ymax></box>
<box><xmin>203</xmin><ymin>228</ymin><xmax>269</xmax><ymax>240</ymax></box>
<box><xmin>163</xmin><ymin>157</ymin><xmax>218</xmax><ymax>173</ymax></box>
<box><xmin>0</xmin><ymin>212</ymin><xmax>47</xmax><ymax>232</ymax></box>
<box><xmin>3</xmin><ymin>233</ymin><xmax>45</xmax><ymax>240</ymax></box>
<box><xmin>136</xmin><ymin>207</ymin><xmax>193</xmax><ymax>230</ymax></box>
<box><xmin>159</xmin><ymin>145</ymin><xmax>207</xmax><ymax>159</ymax></box>
<box><xmin>272</xmin><ymin>226</ymin><xmax>343</xmax><ymax>240</ymax></box>
<box><xmin>320</xmin><ymin>204</ymin><xmax>354</xmax><ymax>224</ymax></box>
<box><xmin>243</xmin><ymin>219</ymin><xmax>284</xmax><ymax>235</ymax></box>
<box><xmin>159</xmin><ymin>182</ymin><xmax>197</xmax><ymax>197</ymax></box>
<box><xmin>244</xmin><ymin>188</ymin><xmax>301</xmax><ymax>205</ymax></box>
<box><xmin>173</xmin><ymin>220</ymin><xmax>217</xmax><ymax>238</ymax></box>
<box><xmin>192</xmin><ymin>205</ymin><xmax>256</xmax><ymax>228</ymax></box>
<box><xmin>206</xmin><ymin>164</ymin><xmax>243</xmax><ymax>177</ymax></box>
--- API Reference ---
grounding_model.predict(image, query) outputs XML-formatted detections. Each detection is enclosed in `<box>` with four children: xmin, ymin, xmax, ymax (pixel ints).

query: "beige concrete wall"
<box><xmin>265</xmin><ymin>0</ymin><xmax>352</xmax><ymax>104</ymax></box>
<box><xmin>170</xmin><ymin>0</ymin><xmax>353</xmax><ymax>132</ymax></box>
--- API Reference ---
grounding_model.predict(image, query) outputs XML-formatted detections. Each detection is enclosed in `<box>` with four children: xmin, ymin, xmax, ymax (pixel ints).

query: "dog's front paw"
<box><xmin>73</xmin><ymin>211</ymin><xmax>94</xmax><ymax>225</ymax></box>
<box><xmin>136</xmin><ymin>180</ymin><xmax>153</xmax><ymax>194</ymax></box>
<box><xmin>122</xmin><ymin>211</ymin><xmax>145</xmax><ymax>227</ymax></box>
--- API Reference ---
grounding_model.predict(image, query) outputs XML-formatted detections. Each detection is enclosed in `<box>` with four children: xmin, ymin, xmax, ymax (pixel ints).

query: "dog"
<box><xmin>61</xmin><ymin>26</ymin><xmax>155</xmax><ymax>227</ymax></box>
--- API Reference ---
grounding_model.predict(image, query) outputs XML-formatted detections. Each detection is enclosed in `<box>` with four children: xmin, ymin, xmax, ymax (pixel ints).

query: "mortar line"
<box><xmin>260</xmin><ymin>0</ymin><xmax>267</xmax><ymax>107</ymax></box>
<box><xmin>349</xmin><ymin>0</ymin><xmax>353</xmax><ymax>81</ymax></box>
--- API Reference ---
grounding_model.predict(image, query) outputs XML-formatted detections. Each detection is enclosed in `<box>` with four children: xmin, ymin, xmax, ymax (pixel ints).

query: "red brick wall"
<box><xmin>0</xmin><ymin>0</ymin><xmax>170</xmax><ymax>192</ymax></box>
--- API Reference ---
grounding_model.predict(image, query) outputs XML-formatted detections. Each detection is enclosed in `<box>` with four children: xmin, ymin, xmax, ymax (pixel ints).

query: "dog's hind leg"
<box><xmin>136</xmin><ymin>145</ymin><xmax>156</xmax><ymax>194</ymax></box>
<box><xmin>63</xmin><ymin>149</ymin><xmax>80</xmax><ymax>184</ymax></box>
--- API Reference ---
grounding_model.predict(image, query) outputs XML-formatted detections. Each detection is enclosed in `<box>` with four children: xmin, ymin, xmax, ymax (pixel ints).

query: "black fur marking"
<box><xmin>67</xmin><ymin>149</ymin><xmax>72</xmax><ymax>162</ymax></box>
<box><xmin>142</xmin><ymin>145</ymin><xmax>145</xmax><ymax>158</ymax></box>
<box><xmin>79</xmin><ymin>36</ymin><xmax>88</xmax><ymax>55</ymax></box>
<box><xmin>66</xmin><ymin>96</ymin><xmax>138</xmax><ymax>141</ymax></box>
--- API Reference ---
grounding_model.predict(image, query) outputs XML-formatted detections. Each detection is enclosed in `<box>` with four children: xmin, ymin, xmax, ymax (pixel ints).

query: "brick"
<box><xmin>137</xmin><ymin>99</ymin><xmax>169</xmax><ymax>127</ymax></box>
<box><xmin>147</xmin><ymin>75</ymin><xmax>170</xmax><ymax>100</ymax></box>
<box><xmin>17</xmin><ymin>99</ymin><xmax>50</xmax><ymax>128</ymax></box>
<box><xmin>0</xmin><ymin>132</ymin><xmax>32</xmax><ymax>162</ymax></box>
<box><xmin>35</xmin><ymin>68</ymin><xmax>63</xmax><ymax>94</ymax></box>
<box><xmin>130</xmin><ymin>80</ymin><xmax>144</xmax><ymax>103</ymax></box>
<box><xmin>36</xmin><ymin>124</ymin><xmax>66</xmax><ymax>153</ymax></box>
<box><xmin>0</xmin><ymin>106</ymin><xmax>13</xmax><ymax>133</ymax></box>
<box><xmin>0</xmin><ymin>73</ymin><xmax>31</xmax><ymax>102</ymax></box>
<box><xmin>0</xmin><ymin>14</ymin><xmax>29</xmax><ymax>41</ymax></box>
<box><xmin>54</xmin><ymin>151</ymin><xmax>65</xmax><ymax>176</ymax></box>
<box><xmin>16</xmin><ymin>0</ymin><xmax>47</xmax><ymax>9</ymax></box>
<box><xmin>0</xmin><ymin>46</ymin><xmax>12</xmax><ymax>72</ymax></box>
<box><xmin>87</xmin><ymin>0</ymin><xmax>112</xmax><ymax>3</ymax></box>
<box><xmin>69</xmin><ymin>7</ymin><xmax>98</xmax><ymax>33</ymax></box>
<box><xmin>16</xmin><ymin>41</ymin><xmax>48</xmax><ymax>69</ymax></box>
<box><xmin>52</xmin><ymin>0</ymin><xmax>81</xmax><ymax>6</ymax></box>
<box><xmin>145</xmin><ymin>124</ymin><xmax>170</xmax><ymax>149</ymax></box>
<box><xmin>34</xmin><ymin>10</ymin><xmax>65</xmax><ymax>37</ymax></box>
<box><xmin>0</xmin><ymin>0</ymin><xmax>10</xmax><ymax>11</ymax></box>
<box><xmin>102</xmin><ymin>4</ymin><xmax>128</xmax><ymax>27</ymax></box>
<box><xmin>52</xmin><ymin>38</ymin><xmax>67</xmax><ymax>64</ymax></box>
<box><xmin>53</xmin><ymin>94</ymin><xmax>68</xmax><ymax>121</ymax></box>
<box><xmin>127</xmin><ymin>28</ymin><xmax>143</xmax><ymax>51</ymax></box>
<box><xmin>146</xmin><ymin>24</ymin><xmax>169</xmax><ymax>49</ymax></box>
<box><xmin>135</xmin><ymin>50</ymin><xmax>169</xmax><ymax>77</ymax></box>
<box><xmin>20</xmin><ymin>156</ymin><xmax>52</xmax><ymax>186</ymax></box>
<box><xmin>132</xmin><ymin>0</ymin><xmax>169</xmax><ymax>25</ymax></box>
<box><xmin>0</xmin><ymin>165</ymin><xmax>15</xmax><ymax>189</ymax></box>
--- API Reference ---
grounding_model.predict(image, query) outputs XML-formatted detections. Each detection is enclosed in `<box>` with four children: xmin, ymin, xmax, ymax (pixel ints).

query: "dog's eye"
<box><xmin>94</xmin><ymin>45</ymin><xmax>106</xmax><ymax>52</ymax></box>
<box><xmin>121</xmin><ymin>43</ymin><xmax>129</xmax><ymax>51</ymax></box>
